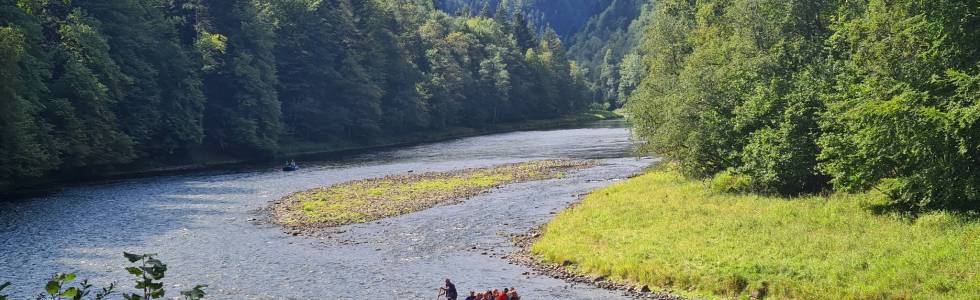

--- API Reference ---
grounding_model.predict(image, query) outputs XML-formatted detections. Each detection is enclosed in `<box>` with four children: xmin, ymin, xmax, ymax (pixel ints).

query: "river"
<box><xmin>0</xmin><ymin>120</ymin><xmax>655</xmax><ymax>299</ymax></box>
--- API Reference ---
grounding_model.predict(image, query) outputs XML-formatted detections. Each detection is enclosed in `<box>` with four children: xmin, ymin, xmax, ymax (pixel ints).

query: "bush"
<box><xmin>820</xmin><ymin>80</ymin><xmax>980</xmax><ymax>213</ymax></box>
<box><xmin>710</xmin><ymin>169</ymin><xmax>753</xmax><ymax>194</ymax></box>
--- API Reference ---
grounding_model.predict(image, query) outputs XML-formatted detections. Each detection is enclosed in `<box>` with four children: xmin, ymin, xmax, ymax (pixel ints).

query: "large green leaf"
<box><xmin>123</xmin><ymin>252</ymin><xmax>144</xmax><ymax>263</ymax></box>
<box><xmin>45</xmin><ymin>280</ymin><xmax>60</xmax><ymax>296</ymax></box>
<box><xmin>180</xmin><ymin>285</ymin><xmax>208</xmax><ymax>300</ymax></box>
<box><xmin>60</xmin><ymin>287</ymin><xmax>79</xmax><ymax>298</ymax></box>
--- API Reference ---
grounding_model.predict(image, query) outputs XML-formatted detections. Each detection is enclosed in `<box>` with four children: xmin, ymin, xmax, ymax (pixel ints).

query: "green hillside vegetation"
<box><xmin>0</xmin><ymin>0</ymin><xmax>594</xmax><ymax>188</ymax></box>
<box><xmin>438</xmin><ymin>0</ymin><xmax>613</xmax><ymax>39</ymax></box>
<box><xmin>567</xmin><ymin>0</ymin><xmax>653</xmax><ymax>107</ymax></box>
<box><xmin>443</xmin><ymin>0</ymin><xmax>660</xmax><ymax>108</ymax></box>
<box><xmin>628</xmin><ymin>0</ymin><xmax>980</xmax><ymax>213</ymax></box>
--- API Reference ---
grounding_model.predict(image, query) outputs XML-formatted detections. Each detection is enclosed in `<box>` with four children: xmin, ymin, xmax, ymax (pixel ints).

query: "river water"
<box><xmin>0</xmin><ymin>120</ymin><xmax>655</xmax><ymax>299</ymax></box>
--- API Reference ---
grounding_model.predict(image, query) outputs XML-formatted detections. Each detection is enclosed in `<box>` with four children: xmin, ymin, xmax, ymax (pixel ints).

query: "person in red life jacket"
<box><xmin>496</xmin><ymin>288</ymin><xmax>509</xmax><ymax>300</ymax></box>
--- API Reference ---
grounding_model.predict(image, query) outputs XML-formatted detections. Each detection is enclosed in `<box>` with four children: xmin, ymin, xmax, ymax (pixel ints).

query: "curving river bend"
<box><xmin>1</xmin><ymin>120</ymin><xmax>655</xmax><ymax>299</ymax></box>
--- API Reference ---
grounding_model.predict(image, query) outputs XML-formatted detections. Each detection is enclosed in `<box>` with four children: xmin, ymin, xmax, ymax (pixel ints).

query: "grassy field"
<box><xmin>272</xmin><ymin>160</ymin><xmax>594</xmax><ymax>228</ymax></box>
<box><xmin>532</xmin><ymin>169</ymin><xmax>980</xmax><ymax>299</ymax></box>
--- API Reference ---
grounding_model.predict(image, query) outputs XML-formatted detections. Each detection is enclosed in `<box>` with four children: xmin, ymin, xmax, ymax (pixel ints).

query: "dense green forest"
<box><xmin>437</xmin><ymin>0</ymin><xmax>612</xmax><ymax>39</ymax></box>
<box><xmin>0</xmin><ymin>0</ymin><xmax>594</xmax><ymax>187</ymax></box>
<box><xmin>438</xmin><ymin>0</ymin><xmax>643</xmax><ymax>107</ymax></box>
<box><xmin>567</xmin><ymin>0</ymin><xmax>653</xmax><ymax>107</ymax></box>
<box><xmin>627</xmin><ymin>0</ymin><xmax>980</xmax><ymax>212</ymax></box>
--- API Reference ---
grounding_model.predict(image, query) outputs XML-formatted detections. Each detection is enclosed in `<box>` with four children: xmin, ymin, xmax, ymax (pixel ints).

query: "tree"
<box><xmin>598</xmin><ymin>48</ymin><xmax>618</xmax><ymax>106</ymax></box>
<box><xmin>617</xmin><ymin>52</ymin><xmax>644</xmax><ymax>105</ymax></box>
<box><xmin>47</xmin><ymin>9</ymin><xmax>136</xmax><ymax>169</ymax></box>
<box><xmin>0</xmin><ymin>24</ymin><xmax>57</xmax><ymax>180</ymax></box>
<box><xmin>818</xmin><ymin>0</ymin><xmax>980</xmax><ymax>211</ymax></box>
<box><xmin>201</xmin><ymin>0</ymin><xmax>281</xmax><ymax>156</ymax></box>
<box><xmin>478</xmin><ymin>0</ymin><xmax>491</xmax><ymax>17</ymax></box>
<box><xmin>76</xmin><ymin>0</ymin><xmax>206</xmax><ymax>157</ymax></box>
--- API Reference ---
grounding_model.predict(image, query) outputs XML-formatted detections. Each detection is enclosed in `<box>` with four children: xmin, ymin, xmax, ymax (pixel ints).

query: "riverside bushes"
<box><xmin>627</xmin><ymin>0</ymin><xmax>980</xmax><ymax>212</ymax></box>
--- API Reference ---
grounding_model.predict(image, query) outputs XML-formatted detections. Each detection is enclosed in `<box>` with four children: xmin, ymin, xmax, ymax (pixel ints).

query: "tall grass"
<box><xmin>532</xmin><ymin>170</ymin><xmax>980</xmax><ymax>299</ymax></box>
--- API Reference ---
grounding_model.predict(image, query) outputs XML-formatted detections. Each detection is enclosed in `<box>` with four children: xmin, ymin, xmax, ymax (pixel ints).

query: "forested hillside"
<box><xmin>567</xmin><ymin>0</ymin><xmax>653</xmax><ymax>107</ymax></box>
<box><xmin>439</xmin><ymin>0</ymin><xmax>658</xmax><ymax>107</ymax></box>
<box><xmin>0</xmin><ymin>0</ymin><xmax>592</xmax><ymax>188</ymax></box>
<box><xmin>628</xmin><ymin>0</ymin><xmax>980</xmax><ymax>212</ymax></box>
<box><xmin>438</xmin><ymin>0</ymin><xmax>612</xmax><ymax>39</ymax></box>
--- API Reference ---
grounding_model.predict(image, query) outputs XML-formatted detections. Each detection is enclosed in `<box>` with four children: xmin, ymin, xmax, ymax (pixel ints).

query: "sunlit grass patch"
<box><xmin>532</xmin><ymin>170</ymin><xmax>980</xmax><ymax>299</ymax></box>
<box><xmin>272</xmin><ymin>160</ymin><xmax>594</xmax><ymax>228</ymax></box>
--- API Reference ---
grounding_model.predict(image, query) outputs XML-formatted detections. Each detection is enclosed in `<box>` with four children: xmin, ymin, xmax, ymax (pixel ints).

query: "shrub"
<box><xmin>820</xmin><ymin>80</ymin><xmax>980</xmax><ymax>213</ymax></box>
<box><xmin>710</xmin><ymin>169</ymin><xmax>753</xmax><ymax>194</ymax></box>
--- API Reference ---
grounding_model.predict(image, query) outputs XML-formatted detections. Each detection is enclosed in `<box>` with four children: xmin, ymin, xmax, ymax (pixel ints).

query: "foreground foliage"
<box><xmin>273</xmin><ymin>160</ymin><xmax>593</xmax><ymax>227</ymax></box>
<box><xmin>533</xmin><ymin>169</ymin><xmax>980</xmax><ymax>299</ymax></box>
<box><xmin>0</xmin><ymin>253</ymin><xmax>206</xmax><ymax>300</ymax></box>
<box><xmin>627</xmin><ymin>0</ymin><xmax>980</xmax><ymax>212</ymax></box>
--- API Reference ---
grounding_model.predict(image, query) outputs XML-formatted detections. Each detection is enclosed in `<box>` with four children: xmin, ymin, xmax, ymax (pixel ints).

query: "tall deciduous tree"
<box><xmin>202</xmin><ymin>0</ymin><xmax>281</xmax><ymax>156</ymax></box>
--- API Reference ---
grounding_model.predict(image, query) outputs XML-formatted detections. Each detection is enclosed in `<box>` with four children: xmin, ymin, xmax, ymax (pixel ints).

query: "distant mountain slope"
<box><xmin>567</xmin><ymin>0</ymin><xmax>655</xmax><ymax>106</ymax></box>
<box><xmin>439</xmin><ymin>0</ymin><xmax>655</xmax><ymax>107</ymax></box>
<box><xmin>438</xmin><ymin>0</ymin><xmax>613</xmax><ymax>39</ymax></box>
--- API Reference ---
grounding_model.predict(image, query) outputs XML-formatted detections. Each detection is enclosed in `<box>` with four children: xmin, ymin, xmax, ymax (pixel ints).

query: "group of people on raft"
<box><xmin>438</xmin><ymin>279</ymin><xmax>521</xmax><ymax>300</ymax></box>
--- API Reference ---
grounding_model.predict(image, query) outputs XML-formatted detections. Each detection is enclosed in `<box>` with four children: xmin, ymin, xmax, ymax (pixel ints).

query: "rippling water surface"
<box><xmin>1</xmin><ymin>120</ymin><xmax>654</xmax><ymax>299</ymax></box>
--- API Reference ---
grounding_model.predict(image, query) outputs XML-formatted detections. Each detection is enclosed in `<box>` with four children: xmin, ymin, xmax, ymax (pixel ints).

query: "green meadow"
<box><xmin>532</xmin><ymin>170</ymin><xmax>980</xmax><ymax>299</ymax></box>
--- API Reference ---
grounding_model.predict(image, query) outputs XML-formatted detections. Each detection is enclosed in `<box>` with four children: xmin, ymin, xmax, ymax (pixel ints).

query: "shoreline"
<box><xmin>525</xmin><ymin>169</ymin><xmax>980</xmax><ymax>299</ymax></box>
<box><xmin>506</xmin><ymin>218</ymin><xmax>686</xmax><ymax>300</ymax></box>
<box><xmin>0</xmin><ymin>113</ymin><xmax>622</xmax><ymax>199</ymax></box>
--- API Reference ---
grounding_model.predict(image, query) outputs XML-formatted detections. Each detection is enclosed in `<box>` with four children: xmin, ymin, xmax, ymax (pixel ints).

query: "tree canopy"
<box><xmin>627</xmin><ymin>0</ymin><xmax>980</xmax><ymax>212</ymax></box>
